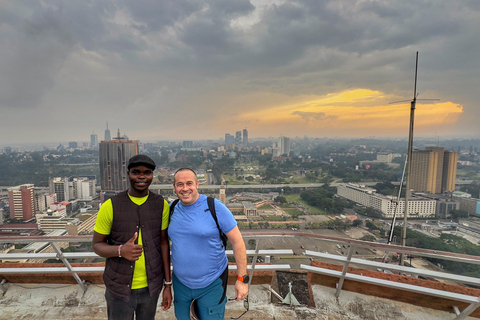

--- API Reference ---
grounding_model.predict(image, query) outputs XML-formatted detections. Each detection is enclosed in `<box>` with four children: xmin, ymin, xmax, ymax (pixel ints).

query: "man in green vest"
<box><xmin>93</xmin><ymin>155</ymin><xmax>172</xmax><ymax>319</ymax></box>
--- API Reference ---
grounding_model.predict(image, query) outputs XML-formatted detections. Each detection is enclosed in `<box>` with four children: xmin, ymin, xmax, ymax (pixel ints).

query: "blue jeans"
<box><xmin>105</xmin><ymin>287</ymin><xmax>160</xmax><ymax>320</ymax></box>
<box><xmin>173</xmin><ymin>268</ymin><xmax>228</xmax><ymax>320</ymax></box>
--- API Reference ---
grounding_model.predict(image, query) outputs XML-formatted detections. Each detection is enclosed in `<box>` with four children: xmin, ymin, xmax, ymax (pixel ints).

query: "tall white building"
<box><xmin>72</xmin><ymin>177</ymin><xmax>96</xmax><ymax>201</ymax></box>
<box><xmin>273</xmin><ymin>136</ymin><xmax>291</xmax><ymax>157</ymax></box>
<box><xmin>36</xmin><ymin>193</ymin><xmax>58</xmax><ymax>212</ymax></box>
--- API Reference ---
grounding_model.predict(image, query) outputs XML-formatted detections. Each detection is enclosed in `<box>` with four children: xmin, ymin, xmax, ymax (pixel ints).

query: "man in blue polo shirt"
<box><xmin>169</xmin><ymin>168</ymin><xmax>248</xmax><ymax>319</ymax></box>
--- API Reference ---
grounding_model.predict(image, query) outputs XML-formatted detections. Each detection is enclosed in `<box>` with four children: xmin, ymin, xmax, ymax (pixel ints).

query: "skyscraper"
<box><xmin>274</xmin><ymin>136</ymin><xmax>291</xmax><ymax>157</ymax></box>
<box><xmin>225</xmin><ymin>133</ymin><xmax>234</xmax><ymax>145</ymax></box>
<box><xmin>104</xmin><ymin>122</ymin><xmax>111</xmax><ymax>141</ymax></box>
<box><xmin>90</xmin><ymin>133</ymin><xmax>98</xmax><ymax>149</ymax></box>
<box><xmin>235</xmin><ymin>131</ymin><xmax>242</xmax><ymax>146</ymax></box>
<box><xmin>99</xmin><ymin>133</ymin><xmax>138</xmax><ymax>193</ymax></box>
<box><xmin>410</xmin><ymin>147</ymin><xmax>458</xmax><ymax>194</ymax></box>
<box><xmin>243</xmin><ymin>128</ymin><xmax>248</xmax><ymax>147</ymax></box>
<box><xmin>8</xmin><ymin>184</ymin><xmax>35</xmax><ymax>221</ymax></box>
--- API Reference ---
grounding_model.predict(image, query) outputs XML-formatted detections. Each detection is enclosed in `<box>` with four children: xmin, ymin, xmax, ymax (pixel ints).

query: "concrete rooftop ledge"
<box><xmin>0</xmin><ymin>282</ymin><xmax>476</xmax><ymax>320</ymax></box>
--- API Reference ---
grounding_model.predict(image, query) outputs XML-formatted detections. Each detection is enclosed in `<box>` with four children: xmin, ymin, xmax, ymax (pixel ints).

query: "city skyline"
<box><xmin>1</xmin><ymin>1</ymin><xmax>479</xmax><ymax>145</ymax></box>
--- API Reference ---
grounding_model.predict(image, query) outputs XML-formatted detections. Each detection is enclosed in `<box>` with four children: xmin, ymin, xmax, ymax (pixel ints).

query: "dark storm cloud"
<box><xmin>0</xmin><ymin>0</ymin><xmax>479</xmax><ymax>144</ymax></box>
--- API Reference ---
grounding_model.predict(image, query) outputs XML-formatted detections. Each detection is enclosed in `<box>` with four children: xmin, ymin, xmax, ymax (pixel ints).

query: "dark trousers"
<box><xmin>105</xmin><ymin>287</ymin><xmax>160</xmax><ymax>320</ymax></box>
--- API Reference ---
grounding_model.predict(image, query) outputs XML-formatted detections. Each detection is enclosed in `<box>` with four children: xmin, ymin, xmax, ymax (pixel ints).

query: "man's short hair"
<box><xmin>173</xmin><ymin>168</ymin><xmax>197</xmax><ymax>182</ymax></box>
<box><xmin>127</xmin><ymin>154</ymin><xmax>156</xmax><ymax>170</ymax></box>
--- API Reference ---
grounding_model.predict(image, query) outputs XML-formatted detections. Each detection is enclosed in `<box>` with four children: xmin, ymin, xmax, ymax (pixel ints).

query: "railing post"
<box><xmin>453</xmin><ymin>299</ymin><xmax>480</xmax><ymax>320</ymax></box>
<box><xmin>0</xmin><ymin>279</ymin><xmax>7</xmax><ymax>293</ymax></box>
<box><xmin>51</xmin><ymin>242</ymin><xmax>87</xmax><ymax>292</ymax></box>
<box><xmin>335</xmin><ymin>244</ymin><xmax>354</xmax><ymax>298</ymax></box>
<box><xmin>247</xmin><ymin>237</ymin><xmax>260</xmax><ymax>287</ymax></box>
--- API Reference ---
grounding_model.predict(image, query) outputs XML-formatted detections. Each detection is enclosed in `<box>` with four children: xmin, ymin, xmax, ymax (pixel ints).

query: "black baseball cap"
<box><xmin>127</xmin><ymin>154</ymin><xmax>156</xmax><ymax>170</ymax></box>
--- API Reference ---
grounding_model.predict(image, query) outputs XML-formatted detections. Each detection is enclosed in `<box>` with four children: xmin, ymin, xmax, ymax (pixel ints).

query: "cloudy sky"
<box><xmin>1</xmin><ymin>0</ymin><xmax>479</xmax><ymax>146</ymax></box>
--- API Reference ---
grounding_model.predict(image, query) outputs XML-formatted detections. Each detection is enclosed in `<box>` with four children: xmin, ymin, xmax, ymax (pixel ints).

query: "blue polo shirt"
<box><xmin>169</xmin><ymin>195</ymin><xmax>237</xmax><ymax>289</ymax></box>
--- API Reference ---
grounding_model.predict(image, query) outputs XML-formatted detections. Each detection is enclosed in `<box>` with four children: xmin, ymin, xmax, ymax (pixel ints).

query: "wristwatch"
<box><xmin>237</xmin><ymin>274</ymin><xmax>249</xmax><ymax>283</ymax></box>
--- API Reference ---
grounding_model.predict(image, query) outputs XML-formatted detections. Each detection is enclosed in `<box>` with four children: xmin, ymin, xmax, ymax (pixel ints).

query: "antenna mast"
<box><xmin>400</xmin><ymin>52</ymin><xmax>418</xmax><ymax>265</ymax></box>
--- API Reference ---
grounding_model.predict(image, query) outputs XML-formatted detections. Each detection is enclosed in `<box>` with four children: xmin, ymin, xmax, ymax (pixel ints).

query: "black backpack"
<box><xmin>169</xmin><ymin>197</ymin><xmax>228</xmax><ymax>250</ymax></box>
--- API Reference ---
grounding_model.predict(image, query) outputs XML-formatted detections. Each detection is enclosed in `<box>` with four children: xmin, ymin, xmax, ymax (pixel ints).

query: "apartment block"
<box><xmin>7</xmin><ymin>184</ymin><xmax>35</xmax><ymax>221</ymax></box>
<box><xmin>410</xmin><ymin>147</ymin><xmax>458</xmax><ymax>194</ymax></box>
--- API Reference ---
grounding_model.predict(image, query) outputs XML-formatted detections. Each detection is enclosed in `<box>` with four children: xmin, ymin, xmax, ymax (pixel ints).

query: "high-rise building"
<box><xmin>183</xmin><ymin>141</ymin><xmax>193</xmax><ymax>149</ymax></box>
<box><xmin>274</xmin><ymin>136</ymin><xmax>291</xmax><ymax>157</ymax></box>
<box><xmin>8</xmin><ymin>184</ymin><xmax>35</xmax><ymax>221</ymax></box>
<box><xmin>225</xmin><ymin>133</ymin><xmax>234</xmax><ymax>145</ymax></box>
<box><xmin>72</xmin><ymin>177</ymin><xmax>97</xmax><ymax>201</ymax></box>
<box><xmin>235</xmin><ymin>131</ymin><xmax>242</xmax><ymax>146</ymax></box>
<box><xmin>90</xmin><ymin>133</ymin><xmax>98</xmax><ymax>149</ymax></box>
<box><xmin>442</xmin><ymin>150</ymin><xmax>458</xmax><ymax>192</ymax></box>
<box><xmin>68</xmin><ymin>142</ymin><xmax>78</xmax><ymax>149</ymax></box>
<box><xmin>36</xmin><ymin>193</ymin><xmax>58</xmax><ymax>212</ymax></box>
<box><xmin>104</xmin><ymin>122</ymin><xmax>111</xmax><ymax>141</ymax></box>
<box><xmin>243</xmin><ymin>129</ymin><xmax>248</xmax><ymax>147</ymax></box>
<box><xmin>49</xmin><ymin>177</ymin><xmax>70</xmax><ymax>202</ymax></box>
<box><xmin>410</xmin><ymin>147</ymin><xmax>458</xmax><ymax>194</ymax></box>
<box><xmin>99</xmin><ymin>134</ymin><xmax>138</xmax><ymax>193</ymax></box>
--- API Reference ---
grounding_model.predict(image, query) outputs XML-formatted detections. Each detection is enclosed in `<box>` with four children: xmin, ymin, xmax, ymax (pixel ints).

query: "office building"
<box><xmin>337</xmin><ymin>183</ymin><xmax>436</xmax><ymax>218</ymax></box>
<box><xmin>243</xmin><ymin>128</ymin><xmax>248</xmax><ymax>147</ymax></box>
<box><xmin>225</xmin><ymin>133</ymin><xmax>234</xmax><ymax>145</ymax></box>
<box><xmin>71</xmin><ymin>177</ymin><xmax>96</xmax><ymax>201</ymax></box>
<box><xmin>90</xmin><ymin>133</ymin><xmax>98</xmax><ymax>149</ymax></box>
<box><xmin>235</xmin><ymin>131</ymin><xmax>242</xmax><ymax>146</ymax></box>
<box><xmin>68</xmin><ymin>142</ymin><xmax>78</xmax><ymax>149</ymax></box>
<box><xmin>104</xmin><ymin>122</ymin><xmax>111</xmax><ymax>141</ymax></box>
<box><xmin>8</xmin><ymin>184</ymin><xmax>35</xmax><ymax>221</ymax></box>
<box><xmin>36</xmin><ymin>193</ymin><xmax>57</xmax><ymax>212</ymax></box>
<box><xmin>273</xmin><ymin>136</ymin><xmax>291</xmax><ymax>157</ymax></box>
<box><xmin>409</xmin><ymin>147</ymin><xmax>458</xmax><ymax>194</ymax></box>
<box><xmin>99</xmin><ymin>134</ymin><xmax>138</xmax><ymax>193</ymax></box>
<box><xmin>49</xmin><ymin>177</ymin><xmax>70</xmax><ymax>202</ymax></box>
<box><xmin>377</xmin><ymin>152</ymin><xmax>393</xmax><ymax>163</ymax></box>
<box><xmin>183</xmin><ymin>141</ymin><xmax>194</xmax><ymax>149</ymax></box>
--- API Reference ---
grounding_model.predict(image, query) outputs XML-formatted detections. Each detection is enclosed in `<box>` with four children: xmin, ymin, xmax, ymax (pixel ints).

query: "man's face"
<box><xmin>173</xmin><ymin>170</ymin><xmax>200</xmax><ymax>206</ymax></box>
<box><xmin>128</xmin><ymin>165</ymin><xmax>153</xmax><ymax>196</ymax></box>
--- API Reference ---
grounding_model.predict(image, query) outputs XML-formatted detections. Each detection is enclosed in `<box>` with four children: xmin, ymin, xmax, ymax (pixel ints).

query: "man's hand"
<box><xmin>235</xmin><ymin>281</ymin><xmax>249</xmax><ymax>301</ymax></box>
<box><xmin>121</xmin><ymin>232</ymin><xmax>143</xmax><ymax>261</ymax></box>
<box><xmin>161</xmin><ymin>286</ymin><xmax>172</xmax><ymax>310</ymax></box>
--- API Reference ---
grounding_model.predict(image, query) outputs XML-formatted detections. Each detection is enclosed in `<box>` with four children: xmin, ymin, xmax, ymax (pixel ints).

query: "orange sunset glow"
<box><xmin>234</xmin><ymin>89</ymin><xmax>463</xmax><ymax>137</ymax></box>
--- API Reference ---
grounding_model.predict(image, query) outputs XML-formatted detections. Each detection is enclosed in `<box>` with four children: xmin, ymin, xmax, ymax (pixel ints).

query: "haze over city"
<box><xmin>1</xmin><ymin>1</ymin><xmax>479</xmax><ymax>145</ymax></box>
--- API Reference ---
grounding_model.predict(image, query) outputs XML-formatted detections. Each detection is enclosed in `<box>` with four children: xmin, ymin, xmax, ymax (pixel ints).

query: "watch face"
<box><xmin>242</xmin><ymin>275</ymin><xmax>249</xmax><ymax>283</ymax></box>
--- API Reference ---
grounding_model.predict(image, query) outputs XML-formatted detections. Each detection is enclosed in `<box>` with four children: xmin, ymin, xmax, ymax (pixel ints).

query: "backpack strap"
<box><xmin>168</xmin><ymin>199</ymin><xmax>180</xmax><ymax>225</ymax></box>
<box><xmin>206</xmin><ymin>197</ymin><xmax>228</xmax><ymax>250</ymax></box>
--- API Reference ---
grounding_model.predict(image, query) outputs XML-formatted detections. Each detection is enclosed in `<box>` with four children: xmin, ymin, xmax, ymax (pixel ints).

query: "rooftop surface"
<box><xmin>0</xmin><ymin>283</ymin><xmax>471</xmax><ymax>320</ymax></box>
<box><xmin>2</xmin><ymin>232</ymin><xmax>480</xmax><ymax>319</ymax></box>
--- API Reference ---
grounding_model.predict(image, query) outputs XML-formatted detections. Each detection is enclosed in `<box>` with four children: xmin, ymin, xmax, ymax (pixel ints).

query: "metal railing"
<box><xmin>1</xmin><ymin>232</ymin><xmax>480</xmax><ymax>319</ymax></box>
<box><xmin>0</xmin><ymin>235</ymin><xmax>294</xmax><ymax>293</ymax></box>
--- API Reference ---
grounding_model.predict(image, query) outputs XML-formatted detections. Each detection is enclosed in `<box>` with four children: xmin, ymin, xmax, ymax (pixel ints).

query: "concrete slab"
<box><xmin>0</xmin><ymin>283</ymin><xmax>475</xmax><ymax>320</ymax></box>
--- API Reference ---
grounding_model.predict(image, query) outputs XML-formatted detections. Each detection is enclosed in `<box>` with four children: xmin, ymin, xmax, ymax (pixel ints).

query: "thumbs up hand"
<box><xmin>121</xmin><ymin>232</ymin><xmax>143</xmax><ymax>261</ymax></box>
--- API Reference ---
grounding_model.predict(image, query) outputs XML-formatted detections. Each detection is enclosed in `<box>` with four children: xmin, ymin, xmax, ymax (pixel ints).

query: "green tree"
<box><xmin>275</xmin><ymin>196</ymin><xmax>287</xmax><ymax>204</ymax></box>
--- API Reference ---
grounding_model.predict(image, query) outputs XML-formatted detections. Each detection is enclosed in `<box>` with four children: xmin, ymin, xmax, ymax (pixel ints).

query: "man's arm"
<box><xmin>160</xmin><ymin>229</ymin><xmax>172</xmax><ymax>310</ymax></box>
<box><xmin>92</xmin><ymin>231</ymin><xmax>143</xmax><ymax>261</ymax></box>
<box><xmin>226</xmin><ymin>225</ymin><xmax>249</xmax><ymax>301</ymax></box>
